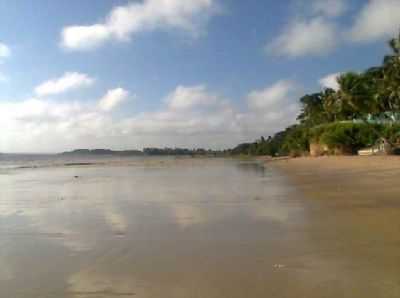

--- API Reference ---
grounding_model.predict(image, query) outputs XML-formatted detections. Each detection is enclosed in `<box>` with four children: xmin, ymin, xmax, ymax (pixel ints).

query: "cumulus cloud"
<box><xmin>311</xmin><ymin>0</ymin><xmax>347</xmax><ymax>17</ymax></box>
<box><xmin>247</xmin><ymin>80</ymin><xmax>296</xmax><ymax>110</ymax></box>
<box><xmin>0</xmin><ymin>42</ymin><xmax>11</xmax><ymax>59</ymax></box>
<box><xmin>98</xmin><ymin>88</ymin><xmax>129</xmax><ymax>111</ymax></box>
<box><xmin>61</xmin><ymin>0</ymin><xmax>217</xmax><ymax>51</ymax></box>
<box><xmin>0</xmin><ymin>97</ymin><xmax>111</xmax><ymax>152</ymax></box>
<box><xmin>242</xmin><ymin>81</ymin><xmax>300</xmax><ymax>134</ymax></box>
<box><xmin>165</xmin><ymin>85</ymin><xmax>218</xmax><ymax>110</ymax></box>
<box><xmin>319</xmin><ymin>72</ymin><xmax>341</xmax><ymax>90</ymax></box>
<box><xmin>120</xmin><ymin>85</ymin><xmax>237</xmax><ymax>137</ymax></box>
<box><xmin>34</xmin><ymin>72</ymin><xmax>94</xmax><ymax>96</ymax></box>
<box><xmin>266</xmin><ymin>17</ymin><xmax>338</xmax><ymax>57</ymax></box>
<box><xmin>0</xmin><ymin>82</ymin><xmax>301</xmax><ymax>152</ymax></box>
<box><xmin>349</xmin><ymin>0</ymin><xmax>400</xmax><ymax>42</ymax></box>
<box><xmin>62</xmin><ymin>25</ymin><xmax>111</xmax><ymax>51</ymax></box>
<box><xmin>0</xmin><ymin>87</ymin><xmax>235</xmax><ymax>152</ymax></box>
<box><xmin>265</xmin><ymin>0</ymin><xmax>349</xmax><ymax>58</ymax></box>
<box><xmin>120</xmin><ymin>82</ymin><xmax>300</xmax><ymax>146</ymax></box>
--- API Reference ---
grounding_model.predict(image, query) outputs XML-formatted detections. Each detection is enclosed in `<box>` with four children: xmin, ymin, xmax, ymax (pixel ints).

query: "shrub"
<box><xmin>382</xmin><ymin>123</ymin><xmax>400</xmax><ymax>144</ymax></box>
<box><xmin>282</xmin><ymin>125</ymin><xmax>310</xmax><ymax>156</ymax></box>
<box><xmin>311</xmin><ymin>122</ymin><xmax>382</xmax><ymax>154</ymax></box>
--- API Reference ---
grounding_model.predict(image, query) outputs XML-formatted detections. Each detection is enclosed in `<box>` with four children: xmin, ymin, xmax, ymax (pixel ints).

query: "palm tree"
<box><xmin>336</xmin><ymin>72</ymin><xmax>368</xmax><ymax>118</ymax></box>
<box><xmin>297</xmin><ymin>92</ymin><xmax>328</xmax><ymax>126</ymax></box>
<box><xmin>321</xmin><ymin>88</ymin><xmax>340</xmax><ymax>122</ymax></box>
<box><xmin>382</xmin><ymin>32</ymin><xmax>400</xmax><ymax>116</ymax></box>
<box><xmin>336</xmin><ymin>71</ymin><xmax>392</xmax><ymax>148</ymax></box>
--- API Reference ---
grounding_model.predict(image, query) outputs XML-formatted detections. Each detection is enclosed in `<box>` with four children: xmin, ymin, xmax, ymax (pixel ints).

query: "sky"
<box><xmin>0</xmin><ymin>0</ymin><xmax>399</xmax><ymax>153</ymax></box>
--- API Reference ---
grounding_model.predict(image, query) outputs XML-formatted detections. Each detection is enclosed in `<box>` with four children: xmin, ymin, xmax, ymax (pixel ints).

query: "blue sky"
<box><xmin>0</xmin><ymin>0</ymin><xmax>399</xmax><ymax>152</ymax></box>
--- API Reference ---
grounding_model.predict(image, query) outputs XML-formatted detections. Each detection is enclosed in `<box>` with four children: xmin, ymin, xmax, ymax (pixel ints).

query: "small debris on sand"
<box><xmin>114</xmin><ymin>231</ymin><xmax>126</xmax><ymax>237</ymax></box>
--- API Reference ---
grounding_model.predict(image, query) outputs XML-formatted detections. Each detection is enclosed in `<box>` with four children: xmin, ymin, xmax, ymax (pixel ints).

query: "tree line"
<box><xmin>61</xmin><ymin>148</ymin><xmax>224</xmax><ymax>157</ymax></box>
<box><xmin>230</xmin><ymin>31</ymin><xmax>400</xmax><ymax>157</ymax></box>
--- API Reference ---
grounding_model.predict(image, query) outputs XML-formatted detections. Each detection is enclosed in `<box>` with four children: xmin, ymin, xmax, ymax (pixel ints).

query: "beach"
<box><xmin>0</xmin><ymin>156</ymin><xmax>399</xmax><ymax>297</ymax></box>
<box><xmin>270</xmin><ymin>156</ymin><xmax>400</xmax><ymax>296</ymax></box>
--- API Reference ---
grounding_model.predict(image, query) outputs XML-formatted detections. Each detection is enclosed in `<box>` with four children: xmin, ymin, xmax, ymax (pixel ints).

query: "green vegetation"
<box><xmin>61</xmin><ymin>149</ymin><xmax>144</xmax><ymax>156</ymax></box>
<box><xmin>61</xmin><ymin>148</ymin><xmax>224</xmax><ymax>157</ymax></box>
<box><xmin>143</xmin><ymin>147</ymin><xmax>222</xmax><ymax>156</ymax></box>
<box><xmin>311</xmin><ymin>122</ymin><xmax>381</xmax><ymax>154</ymax></box>
<box><xmin>231</xmin><ymin>32</ymin><xmax>400</xmax><ymax>157</ymax></box>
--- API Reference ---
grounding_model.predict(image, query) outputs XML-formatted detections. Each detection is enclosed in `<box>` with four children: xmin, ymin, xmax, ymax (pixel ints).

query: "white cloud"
<box><xmin>319</xmin><ymin>72</ymin><xmax>341</xmax><ymax>90</ymax></box>
<box><xmin>0</xmin><ymin>97</ymin><xmax>114</xmax><ymax>153</ymax></box>
<box><xmin>98</xmin><ymin>88</ymin><xmax>129</xmax><ymax>112</ymax></box>
<box><xmin>242</xmin><ymin>81</ymin><xmax>300</xmax><ymax>135</ymax></box>
<box><xmin>247</xmin><ymin>80</ymin><xmax>296</xmax><ymax>110</ymax></box>
<box><xmin>0</xmin><ymin>86</ymin><xmax>237</xmax><ymax>152</ymax></box>
<box><xmin>166</xmin><ymin>85</ymin><xmax>217</xmax><ymax>110</ymax></box>
<box><xmin>0</xmin><ymin>43</ymin><xmax>11</xmax><ymax>59</ymax></box>
<box><xmin>266</xmin><ymin>17</ymin><xmax>338</xmax><ymax>57</ymax></box>
<box><xmin>62</xmin><ymin>25</ymin><xmax>111</xmax><ymax>51</ymax></box>
<box><xmin>34</xmin><ymin>72</ymin><xmax>94</xmax><ymax>96</ymax></box>
<box><xmin>0</xmin><ymin>82</ymin><xmax>301</xmax><ymax>153</ymax></box>
<box><xmin>61</xmin><ymin>0</ymin><xmax>217</xmax><ymax>51</ymax></box>
<box><xmin>120</xmin><ymin>85</ymin><xmax>237</xmax><ymax>137</ymax></box>
<box><xmin>311</xmin><ymin>0</ymin><xmax>347</xmax><ymax>17</ymax></box>
<box><xmin>349</xmin><ymin>0</ymin><xmax>400</xmax><ymax>42</ymax></box>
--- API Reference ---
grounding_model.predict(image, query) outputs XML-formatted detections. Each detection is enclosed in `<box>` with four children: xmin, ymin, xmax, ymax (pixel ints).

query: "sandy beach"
<box><xmin>271</xmin><ymin>155</ymin><xmax>400</xmax><ymax>200</ymax></box>
<box><xmin>1</xmin><ymin>156</ymin><xmax>400</xmax><ymax>297</ymax></box>
<box><xmin>269</xmin><ymin>156</ymin><xmax>400</xmax><ymax>296</ymax></box>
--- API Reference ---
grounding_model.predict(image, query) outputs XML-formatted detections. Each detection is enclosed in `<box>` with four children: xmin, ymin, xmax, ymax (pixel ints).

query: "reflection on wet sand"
<box><xmin>0</xmin><ymin>158</ymin><xmax>393</xmax><ymax>297</ymax></box>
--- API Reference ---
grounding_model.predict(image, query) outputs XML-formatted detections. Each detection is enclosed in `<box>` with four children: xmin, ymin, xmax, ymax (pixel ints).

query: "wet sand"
<box><xmin>1</xmin><ymin>157</ymin><xmax>399</xmax><ymax>297</ymax></box>
<box><xmin>270</xmin><ymin>156</ymin><xmax>400</xmax><ymax>297</ymax></box>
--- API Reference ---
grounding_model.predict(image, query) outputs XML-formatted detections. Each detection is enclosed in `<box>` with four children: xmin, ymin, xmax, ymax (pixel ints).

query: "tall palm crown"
<box><xmin>382</xmin><ymin>32</ymin><xmax>400</xmax><ymax>113</ymax></box>
<box><xmin>337</xmin><ymin>72</ymin><xmax>371</xmax><ymax>118</ymax></box>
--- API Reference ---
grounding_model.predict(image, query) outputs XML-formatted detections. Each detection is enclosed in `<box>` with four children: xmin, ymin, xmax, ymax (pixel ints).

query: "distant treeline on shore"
<box><xmin>60</xmin><ymin>148</ymin><xmax>225</xmax><ymax>157</ymax></box>
<box><xmin>231</xmin><ymin>31</ymin><xmax>400</xmax><ymax>157</ymax></box>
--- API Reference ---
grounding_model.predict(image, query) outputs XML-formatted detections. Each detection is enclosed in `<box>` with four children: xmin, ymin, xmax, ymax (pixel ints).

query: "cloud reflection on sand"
<box><xmin>0</xmin><ymin>158</ymin><xmax>309</xmax><ymax>298</ymax></box>
<box><xmin>0</xmin><ymin>256</ymin><xmax>14</xmax><ymax>281</ymax></box>
<box><xmin>0</xmin><ymin>159</ymin><xmax>304</xmax><ymax>250</ymax></box>
<box><xmin>67</xmin><ymin>269</ymin><xmax>142</xmax><ymax>298</ymax></box>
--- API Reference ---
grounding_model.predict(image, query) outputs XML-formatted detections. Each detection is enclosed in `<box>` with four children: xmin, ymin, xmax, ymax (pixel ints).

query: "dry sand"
<box><xmin>269</xmin><ymin>156</ymin><xmax>400</xmax><ymax>296</ymax></box>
